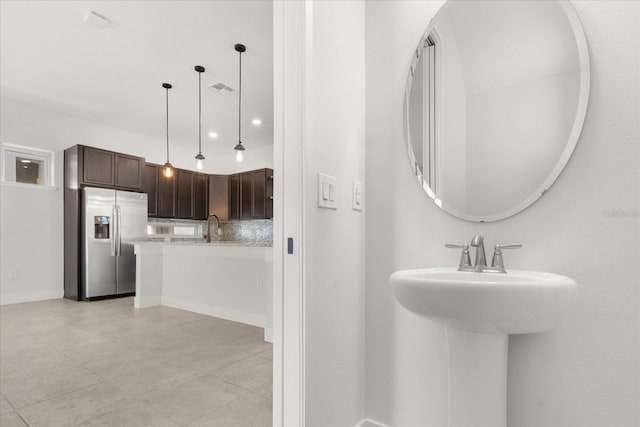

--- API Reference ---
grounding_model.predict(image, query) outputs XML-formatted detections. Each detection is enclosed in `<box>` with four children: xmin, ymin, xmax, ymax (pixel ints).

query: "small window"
<box><xmin>1</xmin><ymin>143</ymin><xmax>55</xmax><ymax>187</ymax></box>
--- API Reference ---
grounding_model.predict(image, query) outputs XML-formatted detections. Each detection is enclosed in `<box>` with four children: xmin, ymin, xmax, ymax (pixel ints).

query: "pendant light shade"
<box><xmin>162</xmin><ymin>83</ymin><xmax>174</xmax><ymax>178</ymax></box>
<box><xmin>194</xmin><ymin>65</ymin><xmax>206</xmax><ymax>170</ymax></box>
<box><xmin>234</xmin><ymin>43</ymin><xmax>246</xmax><ymax>162</ymax></box>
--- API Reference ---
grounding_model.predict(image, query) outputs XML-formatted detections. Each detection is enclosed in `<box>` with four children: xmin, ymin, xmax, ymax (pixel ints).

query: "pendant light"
<box><xmin>194</xmin><ymin>65</ymin><xmax>206</xmax><ymax>170</ymax></box>
<box><xmin>162</xmin><ymin>83</ymin><xmax>174</xmax><ymax>178</ymax></box>
<box><xmin>234</xmin><ymin>43</ymin><xmax>246</xmax><ymax>162</ymax></box>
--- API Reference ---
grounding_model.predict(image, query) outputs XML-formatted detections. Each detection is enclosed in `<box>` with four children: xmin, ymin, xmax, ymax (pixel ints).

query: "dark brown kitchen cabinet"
<box><xmin>82</xmin><ymin>147</ymin><xmax>114</xmax><ymax>187</ymax></box>
<box><xmin>209</xmin><ymin>175</ymin><xmax>229</xmax><ymax>220</ymax></box>
<box><xmin>228</xmin><ymin>174</ymin><xmax>239</xmax><ymax>220</ymax></box>
<box><xmin>239</xmin><ymin>172</ymin><xmax>253</xmax><ymax>219</ymax></box>
<box><xmin>79</xmin><ymin>145</ymin><xmax>144</xmax><ymax>191</ymax></box>
<box><xmin>228</xmin><ymin>168</ymin><xmax>274</xmax><ymax>220</ymax></box>
<box><xmin>177</xmin><ymin>170</ymin><xmax>194</xmax><ymax>219</ymax></box>
<box><xmin>193</xmin><ymin>173</ymin><xmax>208</xmax><ymax>220</ymax></box>
<box><xmin>142</xmin><ymin>164</ymin><xmax>159</xmax><ymax>216</ymax></box>
<box><xmin>115</xmin><ymin>153</ymin><xmax>144</xmax><ymax>190</ymax></box>
<box><xmin>157</xmin><ymin>168</ymin><xmax>176</xmax><ymax>218</ymax></box>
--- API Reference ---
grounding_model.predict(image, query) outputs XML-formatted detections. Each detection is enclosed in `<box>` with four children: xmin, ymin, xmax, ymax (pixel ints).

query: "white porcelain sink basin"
<box><xmin>390</xmin><ymin>267</ymin><xmax>577</xmax><ymax>334</ymax></box>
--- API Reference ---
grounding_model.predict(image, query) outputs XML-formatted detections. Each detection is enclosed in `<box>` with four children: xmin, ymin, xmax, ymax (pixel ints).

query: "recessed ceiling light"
<box><xmin>208</xmin><ymin>132</ymin><xmax>218</xmax><ymax>139</ymax></box>
<box><xmin>252</xmin><ymin>118</ymin><xmax>262</xmax><ymax>126</ymax></box>
<box><xmin>20</xmin><ymin>159</ymin><xmax>32</xmax><ymax>163</ymax></box>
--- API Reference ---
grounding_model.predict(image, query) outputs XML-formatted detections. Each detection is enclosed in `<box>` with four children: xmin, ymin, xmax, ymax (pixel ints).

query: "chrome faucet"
<box><xmin>446</xmin><ymin>235</ymin><xmax>522</xmax><ymax>273</ymax></box>
<box><xmin>206</xmin><ymin>214</ymin><xmax>221</xmax><ymax>243</ymax></box>
<box><xmin>470</xmin><ymin>234</ymin><xmax>487</xmax><ymax>271</ymax></box>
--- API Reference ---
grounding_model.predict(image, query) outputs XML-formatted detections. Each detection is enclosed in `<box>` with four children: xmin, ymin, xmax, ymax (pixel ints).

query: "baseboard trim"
<box><xmin>0</xmin><ymin>289</ymin><xmax>64</xmax><ymax>305</ymax></box>
<box><xmin>354</xmin><ymin>418</ymin><xmax>392</xmax><ymax>427</ymax></box>
<box><xmin>161</xmin><ymin>296</ymin><xmax>265</xmax><ymax>328</ymax></box>
<box><xmin>264</xmin><ymin>327</ymin><xmax>273</xmax><ymax>343</ymax></box>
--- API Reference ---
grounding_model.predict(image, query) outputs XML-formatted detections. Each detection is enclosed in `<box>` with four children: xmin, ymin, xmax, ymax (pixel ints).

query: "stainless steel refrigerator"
<box><xmin>82</xmin><ymin>187</ymin><xmax>147</xmax><ymax>298</ymax></box>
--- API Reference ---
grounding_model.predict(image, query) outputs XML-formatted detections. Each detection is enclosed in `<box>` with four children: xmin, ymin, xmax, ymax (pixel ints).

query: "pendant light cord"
<box><xmin>198</xmin><ymin>70</ymin><xmax>202</xmax><ymax>155</ymax></box>
<box><xmin>238</xmin><ymin>49</ymin><xmax>242</xmax><ymax>144</ymax></box>
<box><xmin>165</xmin><ymin>86</ymin><xmax>170</xmax><ymax>163</ymax></box>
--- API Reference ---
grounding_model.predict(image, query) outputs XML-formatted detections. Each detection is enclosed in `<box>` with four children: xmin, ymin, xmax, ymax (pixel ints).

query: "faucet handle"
<box><xmin>495</xmin><ymin>243</ymin><xmax>522</xmax><ymax>250</ymax></box>
<box><xmin>491</xmin><ymin>243</ymin><xmax>522</xmax><ymax>270</ymax></box>
<box><xmin>445</xmin><ymin>243</ymin><xmax>472</xmax><ymax>270</ymax></box>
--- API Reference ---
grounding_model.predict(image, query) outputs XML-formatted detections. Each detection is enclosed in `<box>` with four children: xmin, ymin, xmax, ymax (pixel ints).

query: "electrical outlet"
<box><xmin>7</xmin><ymin>269</ymin><xmax>18</xmax><ymax>280</ymax></box>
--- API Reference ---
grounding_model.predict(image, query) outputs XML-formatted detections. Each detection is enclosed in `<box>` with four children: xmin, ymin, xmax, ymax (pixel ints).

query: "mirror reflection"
<box><xmin>405</xmin><ymin>0</ymin><xmax>589</xmax><ymax>221</ymax></box>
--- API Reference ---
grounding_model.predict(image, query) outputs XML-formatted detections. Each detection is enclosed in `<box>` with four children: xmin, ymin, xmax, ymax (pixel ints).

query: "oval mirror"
<box><xmin>404</xmin><ymin>0</ymin><xmax>590</xmax><ymax>222</ymax></box>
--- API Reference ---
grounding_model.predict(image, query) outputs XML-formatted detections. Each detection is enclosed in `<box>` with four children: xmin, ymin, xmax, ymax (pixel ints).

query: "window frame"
<box><xmin>1</xmin><ymin>142</ymin><xmax>56</xmax><ymax>188</ymax></box>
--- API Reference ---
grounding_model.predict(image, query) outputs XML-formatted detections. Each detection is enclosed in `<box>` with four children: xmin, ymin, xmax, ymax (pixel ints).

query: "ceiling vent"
<box><xmin>82</xmin><ymin>11</ymin><xmax>110</xmax><ymax>29</ymax></box>
<box><xmin>208</xmin><ymin>83</ymin><xmax>235</xmax><ymax>96</ymax></box>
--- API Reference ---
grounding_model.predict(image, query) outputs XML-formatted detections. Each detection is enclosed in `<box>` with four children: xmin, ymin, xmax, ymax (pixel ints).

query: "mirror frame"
<box><xmin>403</xmin><ymin>0</ymin><xmax>590</xmax><ymax>222</ymax></box>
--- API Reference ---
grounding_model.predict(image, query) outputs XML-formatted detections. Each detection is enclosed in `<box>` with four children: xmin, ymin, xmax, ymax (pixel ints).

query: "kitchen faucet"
<box><xmin>206</xmin><ymin>214</ymin><xmax>221</xmax><ymax>243</ymax></box>
<box><xmin>446</xmin><ymin>234</ymin><xmax>522</xmax><ymax>273</ymax></box>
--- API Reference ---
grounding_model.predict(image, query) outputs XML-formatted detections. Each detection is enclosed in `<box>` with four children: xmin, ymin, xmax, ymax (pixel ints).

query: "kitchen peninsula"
<box><xmin>134</xmin><ymin>240</ymin><xmax>273</xmax><ymax>343</ymax></box>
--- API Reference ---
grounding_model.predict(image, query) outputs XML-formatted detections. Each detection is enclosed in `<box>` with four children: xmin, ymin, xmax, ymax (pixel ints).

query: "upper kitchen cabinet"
<box><xmin>114</xmin><ymin>153</ymin><xmax>144</xmax><ymax>190</ymax></box>
<box><xmin>73</xmin><ymin>145</ymin><xmax>144</xmax><ymax>191</ymax></box>
<box><xmin>177</xmin><ymin>169</ymin><xmax>194</xmax><ymax>219</ymax></box>
<box><xmin>142</xmin><ymin>163</ymin><xmax>159</xmax><ymax>217</ymax></box>
<box><xmin>209</xmin><ymin>175</ymin><xmax>229</xmax><ymax>220</ymax></box>
<box><xmin>193</xmin><ymin>173</ymin><xmax>209</xmax><ymax>220</ymax></box>
<box><xmin>157</xmin><ymin>167</ymin><xmax>177</xmax><ymax>218</ymax></box>
<box><xmin>82</xmin><ymin>146</ymin><xmax>114</xmax><ymax>186</ymax></box>
<box><xmin>229</xmin><ymin>168</ymin><xmax>273</xmax><ymax>220</ymax></box>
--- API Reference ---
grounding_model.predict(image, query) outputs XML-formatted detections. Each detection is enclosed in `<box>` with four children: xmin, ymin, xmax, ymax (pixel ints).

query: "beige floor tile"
<box><xmin>35</xmin><ymin>326</ymin><xmax>109</xmax><ymax>351</ymax></box>
<box><xmin>252</xmin><ymin>381</ymin><xmax>273</xmax><ymax>401</ymax></box>
<box><xmin>82</xmin><ymin>351</ymin><xmax>149</xmax><ymax>379</ymax></box>
<box><xmin>106</xmin><ymin>360</ymin><xmax>200</xmax><ymax>396</ymax></box>
<box><xmin>1</xmin><ymin>392</ymin><xmax>14</xmax><ymax>414</ymax></box>
<box><xmin>143</xmin><ymin>376</ymin><xmax>246</xmax><ymax>425</ymax></box>
<box><xmin>168</xmin><ymin>342</ymin><xmax>252</xmax><ymax>375</ymax></box>
<box><xmin>2</xmin><ymin>365</ymin><xmax>103</xmax><ymax>409</ymax></box>
<box><xmin>1</xmin><ymin>297</ymin><xmax>273</xmax><ymax>425</ymax></box>
<box><xmin>256</xmin><ymin>347</ymin><xmax>273</xmax><ymax>360</ymax></box>
<box><xmin>209</xmin><ymin>355</ymin><xmax>273</xmax><ymax>392</ymax></box>
<box><xmin>60</xmin><ymin>340</ymin><xmax>140</xmax><ymax>365</ymax></box>
<box><xmin>0</xmin><ymin>409</ymin><xmax>28</xmax><ymax>427</ymax></box>
<box><xmin>78</xmin><ymin>398</ymin><xmax>180</xmax><ymax>427</ymax></box>
<box><xmin>18</xmin><ymin>382</ymin><xmax>127</xmax><ymax>427</ymax></box>
<box><xmin>187</xmin><ymin>393</ymin><xmax>272</xmax><ymax>427</ymax></box>
<box><xmin>224</xmin><ymin>332</ymin><xmax>273</xmax><ymax>356</ymax></box>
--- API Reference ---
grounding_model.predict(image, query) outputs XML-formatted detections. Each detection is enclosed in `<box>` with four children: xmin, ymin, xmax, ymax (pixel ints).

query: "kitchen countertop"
<box><xmin>134</xmin><ymin>239</ymin><xmax>272</xmax><ymax>248</ymax></box>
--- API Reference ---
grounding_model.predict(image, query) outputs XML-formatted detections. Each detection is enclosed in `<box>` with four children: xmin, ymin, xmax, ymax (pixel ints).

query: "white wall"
<box><xmin>0</xmin><ymin>97</ymin><xmax>273</xmax><ymax>304</ymax></box>
<box><xmin>366</xmin><ymin>2</ymin><xmax>639</xmax><ymax>427</ymax></box>
<box><xmin>303</xmin><ymin>1</ymin><xmax>366</xmax><ymax>426</ymax></box>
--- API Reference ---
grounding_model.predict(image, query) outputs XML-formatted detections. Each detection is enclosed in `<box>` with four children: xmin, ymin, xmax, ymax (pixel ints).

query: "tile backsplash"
<box><xmin>147</xmin><ymin>217</ymin><xmax>272</xmax><ymax>243</ymax></box>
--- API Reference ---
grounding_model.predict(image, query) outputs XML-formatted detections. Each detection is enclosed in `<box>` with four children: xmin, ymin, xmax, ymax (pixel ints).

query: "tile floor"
<box><xmin>0</xmin><ymin>297</ymin><xmax>272</xmax><ymax>427</ymax></box>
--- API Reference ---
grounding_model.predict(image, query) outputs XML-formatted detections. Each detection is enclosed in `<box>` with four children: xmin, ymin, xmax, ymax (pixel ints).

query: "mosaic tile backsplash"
<box><xmin>147</xmin><ymin>217</ymin><xmax>273</xmax><ymax>243</ymax></box>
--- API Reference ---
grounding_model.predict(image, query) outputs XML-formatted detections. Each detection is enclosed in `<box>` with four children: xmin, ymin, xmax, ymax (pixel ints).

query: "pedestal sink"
<box><xmin>389</xmin><ymin>268</ymin><xmax>577</xmax><ymax>427</ymax></box>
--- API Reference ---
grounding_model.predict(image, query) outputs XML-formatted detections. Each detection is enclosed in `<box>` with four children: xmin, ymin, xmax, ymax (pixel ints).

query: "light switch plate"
<box><xmin>318</xmin><ymin>173</ymin><xmax>337</xmax><ymax>209</ymax></box>
<box><xmin>352</xmin><ymin>180</ymin><xmax>363</xmax><ymax>211</ymax></box>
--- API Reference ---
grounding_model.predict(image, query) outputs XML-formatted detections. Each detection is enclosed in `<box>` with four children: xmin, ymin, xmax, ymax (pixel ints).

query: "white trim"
<box><xmin>1</xmin><ymin>142</ymin><xmax>55</xmax><ymax>187</ymax></box>
<box><xmin>161</xmin><ymin>296</ymin><xmax>265</xmax><ymax>328</ymax></box>
<box><xmin>354</xmin><ymin>418</ymin><xmax>392</xmax><ymax>427</ymax></box>
<box><xmin>264</xmin><ymin>327</ymin><xmax>273</xmax><ymax>343</ymax></box>
<box><xmin>274</xmin><ymin>1</ymin><xmax>307</xmax><ymax>425</ymax></box>
<box><xmin>0</xmin><ymin>181</ymin><xmax>58</xmax><ymax>191</ymax></box>
<box><xmin>0</xmin><ymin>290</ymin><xmax>64</xmax><ymax>306</ymax></box>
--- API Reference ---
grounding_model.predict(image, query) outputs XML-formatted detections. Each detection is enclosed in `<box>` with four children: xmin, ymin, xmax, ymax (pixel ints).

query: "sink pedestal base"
<box><xmin>445</xmin><ymin>327</ymin><xmax>508</xmax><ymax>427</ymax></box>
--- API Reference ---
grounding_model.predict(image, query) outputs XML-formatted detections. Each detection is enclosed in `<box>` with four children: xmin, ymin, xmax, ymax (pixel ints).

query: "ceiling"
<box><xmin>0</xmin><ymin>0</ymin><xmax>273</xmax><ymax>155</ymax></box>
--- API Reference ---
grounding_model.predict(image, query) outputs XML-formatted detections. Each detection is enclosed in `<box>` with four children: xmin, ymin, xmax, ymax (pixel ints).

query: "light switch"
<box><xmin>318</xmin><ymin>173</ymin><xmax>337</xmax><ymax>209</ymax></box>
<box><xmin>352</xmin><ymin>181</ymin><xmax>363</xmax><ymax>211</ymax></box>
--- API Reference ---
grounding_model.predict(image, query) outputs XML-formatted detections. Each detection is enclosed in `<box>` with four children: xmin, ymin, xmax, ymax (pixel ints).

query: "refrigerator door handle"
<box><xmin>116</xmin><ymin>205</ymin><xmax>122</xmax><ymax>256</ymax></box>
<box><xmin>110</xmin><ymin>205</ymin><xmax>117</xmax><ymax>257</ymax></box>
